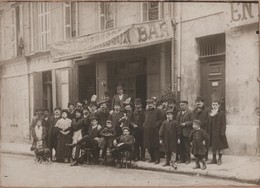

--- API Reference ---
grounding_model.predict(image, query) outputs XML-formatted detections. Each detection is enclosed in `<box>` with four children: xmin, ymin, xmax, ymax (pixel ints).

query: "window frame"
<box><xmin>141</xmin><ymin>2</ymin><xmax>164</xmax><ymax>22</ymax></box>
<box><xmin>38</xmin><ymin>2</ymin><xmax>50</xmax><ymax>51</ymax></box>
<box><xmin>99</xmin><ymin>2</ymin><xmax>116</xmax><ymax>31</ymax></box>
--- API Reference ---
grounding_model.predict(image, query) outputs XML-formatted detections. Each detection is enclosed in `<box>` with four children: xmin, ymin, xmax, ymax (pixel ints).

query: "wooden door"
<box><xmin>200</xmin><ymin>58</ymin><xmax>225</xmax><ymax>109</ymax></box>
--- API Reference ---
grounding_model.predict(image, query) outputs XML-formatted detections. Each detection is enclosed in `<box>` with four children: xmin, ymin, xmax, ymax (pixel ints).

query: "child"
<box><xmin>55</xmin><ymin>109</ymin><xmax>72</xmax><ymax>162</ymax></box>
<box><xmin>159</xmin><ymin>109</ymin><xmax>178</xmax><ymax>169</ymax></box>
<box><xmin>111</xmin><ymin>127</ymin><xmax>135</xmax><ymax>168</ymax></box>
<box><xmin>31</xmin><ymin>119</ymin><xmax>51</xmax><ymax>163</ymax></box>
<box><xmin>190</xmin><ymin>120</ymin><xmax>209</xmax><ymax>170</ymax></box>
<box><xmin>100</xmin><ymin>120</ymin><xmax>116</xmax><ymax>163</ymax></box>
<box><xmin>207</xmin><ymin>100</ymin><xmax>228</xmax><ymax>165</ymax></box>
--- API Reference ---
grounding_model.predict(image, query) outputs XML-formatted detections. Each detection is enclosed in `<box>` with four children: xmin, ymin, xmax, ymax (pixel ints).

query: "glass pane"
<box><xmin>65</xmin><ymin>7</ymin><xmax>71</xmax><ymax>25</ymax></box>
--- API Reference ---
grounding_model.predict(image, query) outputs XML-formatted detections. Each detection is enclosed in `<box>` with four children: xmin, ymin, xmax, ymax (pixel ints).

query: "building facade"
<box><xmin>0</xmin><ymin>2</ymin><xmax>259</xmax><ymax>156</ymax></box>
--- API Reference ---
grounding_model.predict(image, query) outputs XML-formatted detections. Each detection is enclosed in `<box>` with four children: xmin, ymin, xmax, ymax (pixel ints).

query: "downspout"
<box><xmin>177</xmin><ymin>3</ymin><xmax>182</xmax><ymax>102</ymax></box>
<box><xmin>258</xmin><ymin>2</ymin><xmax>260</xmax><ymax>156</ymax></box>
<box><xmin>26</xmin><ymin>57</ymin><xmax>32</xmax><ymax>140</ymax></box>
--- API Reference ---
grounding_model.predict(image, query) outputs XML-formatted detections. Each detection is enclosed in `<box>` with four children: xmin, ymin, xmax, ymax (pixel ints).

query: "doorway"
<box><xmin>78</xmin><ymin>63</ymin><xmax>96</xmax><ymax>101</ymax></box>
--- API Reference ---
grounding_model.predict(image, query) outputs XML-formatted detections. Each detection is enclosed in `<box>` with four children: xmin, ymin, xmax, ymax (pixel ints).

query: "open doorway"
<box><xmin>78</xmin><ymin>63</ymin><xmax>96</xmax><ymax>102</ymax></box>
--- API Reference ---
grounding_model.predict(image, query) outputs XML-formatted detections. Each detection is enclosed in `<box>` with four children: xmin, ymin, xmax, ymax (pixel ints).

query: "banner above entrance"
<box><xmin>50</xmin><ymin>19</ymin><xmax>174</xmax><ymax>62</ymax></box>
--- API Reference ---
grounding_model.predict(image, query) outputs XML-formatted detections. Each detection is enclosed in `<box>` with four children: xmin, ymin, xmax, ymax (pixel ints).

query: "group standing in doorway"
<box><xmin>30</xmin><ymin>85</ymin><xmax>229</xmax><ymax>170</ymax></box>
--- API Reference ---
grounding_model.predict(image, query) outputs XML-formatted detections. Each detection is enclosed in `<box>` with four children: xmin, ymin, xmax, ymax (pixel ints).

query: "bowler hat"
<box><xmin>98</xmin><ymin>100</ymin><xmax>107</xmax><ymax>107</ymax></box>
<box><xmin>195</xmin><ymin>96</ymin><xmax>204</xmax><ymax>102</ymax></box>
<box><xmin>122</xmin><ymin>126</ymin><xmax>130</xmax><ymax>131</ymax></box>
<box><xmin>180</xmin><ymin>100</ymin><xmax>188</xmax><ymax>104</ymax></box>
<box><xmin>106</xmin><ymin>120</ymin><xmax>112</xmax><ymax>124</ymax></box>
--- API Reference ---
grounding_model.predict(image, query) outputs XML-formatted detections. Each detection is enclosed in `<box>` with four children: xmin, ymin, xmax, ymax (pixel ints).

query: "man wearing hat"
<box><xmin>143</xmin><ymin>98</ymin><xmax>164</xmax><ymax>164</ymax></box>
<box><xmin>132</xmin><ymin>98</ymin><xmax>145</xmax><ymax>161</ymax></box>
<box><xmin>111</xmin><ymin>85</ymin><xmax>129</xmax><ymax>110</ymax></box>
<box><xmin>176</xmin><ymin>100</ymin><xmax>195</xmax><ymax>164</ymax></box>
<box><xmin>193</xmin><ymin>96</ymin><xmax>210</xmax><ymax>131</ymax></box>
<box><xmin>111</xmin><ymin>126</ymin><xmax>135</xmax><ymax>168</ymax></box>
<box><xmin>96</xmin><ymin>100</ymin><xmax>109</xmax><ymax>128</ymax></box>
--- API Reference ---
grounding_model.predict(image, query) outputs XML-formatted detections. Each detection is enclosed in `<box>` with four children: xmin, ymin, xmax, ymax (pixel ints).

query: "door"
<box><xmin>78</xmin><ymin>63</ymin><xmax>96</xmax><ymax>102</ymax></box>
<box><xmin>136</xmin><ymin>74</ymin><xmax>147</xmax><ymax>108</ymax></box>
<box><xmin>200</xmin><ymin>58</ymin><xmax>225</xmax><ymax>110</ymax></box>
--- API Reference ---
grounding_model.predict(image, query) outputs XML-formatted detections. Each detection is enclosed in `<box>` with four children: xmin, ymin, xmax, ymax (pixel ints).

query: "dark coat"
<box><xmin>159</xmin><ymin>119</ymin><xmax>178</xmax><ymax>153</ymax></box>
<box><xmin>132</xmin><ymin>109</ymin><xmax>145</xmax><ymax>144</ymax></box>
<box><xmin>47</xmin><ymin>116</ymin><xmax>61</xmax><ymax>149</ymax></box>
<box><xmin>176</xmin><ymin>110</ymin><xmax>195</xmax><ymax>137</ymax></box>
<box><xmin>193</xmin><ymin>106</ymin><xmax>211</xmax><ymax>130</ymax></box>
<box><xmin>143</xmin><ymin>108</ymin><xmax>164</xmax><ymax>148</ymax></box>
<box><xmin>32</xmin><ymin>126</ymin><xmax>47</xmax><ymax>149</ymax></box>
<box><xmin>190</xmin><ymin>128</ymin><xmax>209</xmax><ymax>155</ymax></box>
<box><xmin>111</xmin><ymin>94</ymin><xmax>129</xmax><ymax>109</ymax></box>
<box><xmin>42</xmin><ymin>116</ymin><xmax>53</xmax><ymax>132</ymax></box>
<box><xmin>206</xmin><ymin>110</ymin><xmax>229</xmax><ymax>150</ymax></box>
<box><xmin>71</xmin><ymin>118</ymin><xmax>84</xmax><ymax>132</ymax></box>
<box><xmin>108</xmin><ymin>111</ymin><xmax>124</xmax><ymax>137</ymax></box>
<box><xmin>116</xmin><ymin>134</ymin><xmax>135</xmax><ymax>146</ymax></box>
<box><xmin>81</xmin><ymin>116</ymin><xmax>90</xmax><ymax>136</ymax></box>
<box><xmin>96</xmin><ymin>110</ymin><xmax>109</xmax><ymax>128</ymax></box>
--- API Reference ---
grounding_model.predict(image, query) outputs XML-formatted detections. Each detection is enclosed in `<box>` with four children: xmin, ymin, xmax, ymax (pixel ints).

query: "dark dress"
<box><xmin>55</xmin><ymin>118</ymin><xmax>72</xmax><ymax>160</ymax></box>
<box><xmin>159</xmin><ymin>119</ymin><xmax>178</xmax><ymax>153</ymax></box>
<box><xmin>143</xmin><ymin>108</ymin><xmax>164</xmax><ymax>149</ymax></box>
<box><xmin>207</xmin><ymin>110</ymin><xmax>229</xmax><ymax>150</ymax></box>
<box><xmin>190</xmin><ymin>128</ymin><xmax>209</xmax><ymax>155</ymax></box>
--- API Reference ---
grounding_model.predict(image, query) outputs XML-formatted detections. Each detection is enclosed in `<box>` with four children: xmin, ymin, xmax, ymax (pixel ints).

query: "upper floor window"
<box><xmin>64</xmin><ymin>1</ymin><xmax>78</xmax><ymax>39</ymax></box>
<box><xmin>38</xmin><ymin>2</ymin><xmax>50</xmax><ymax>51</ymax></box>
<box><xmin>142</xmin><ymin>2</ymin><xmax>164</xmax><ymax>22</ymax></box>
<box><xmin>100</xmin><ymin>2</ymin><xmax>115</xmax><ymax>30</ymax></box>
<box><xmin>11</xmin><ymin>3</ymin><xmax>24</xmax><ymax>57</ymax></box>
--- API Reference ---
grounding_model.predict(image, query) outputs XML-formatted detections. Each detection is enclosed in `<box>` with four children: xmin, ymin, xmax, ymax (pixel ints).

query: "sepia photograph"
<box><xmin>0</xmin><ymin>1</ymin><xmax>259</xmax><ymax>187</ymax></box>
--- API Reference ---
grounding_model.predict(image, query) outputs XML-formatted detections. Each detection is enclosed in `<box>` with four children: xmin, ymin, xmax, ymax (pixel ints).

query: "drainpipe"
<box><xmin>26</xmin><ymin>57</ymin><xmax>32</xmax><ymax>140</ymax></box>
<box><xmin>176</xmin><ymin>3</ymin><xmax>182</xmax><ymax>102</ymax></box>
<box><xmin>258</xmin><ymin>3</ymin><xmax>260</xmax><ymax>156</ymax></box>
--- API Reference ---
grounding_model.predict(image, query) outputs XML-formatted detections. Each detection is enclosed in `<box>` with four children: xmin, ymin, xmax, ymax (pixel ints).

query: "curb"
<box><xmin>2</xmin><ymin>150</ymin><xmax>260</xmax><ymax>185</ymax></box>
<box><xmin>131</xmin><ymin>163</ymin><xmax>260</xmax><ymax>186</ymax></box>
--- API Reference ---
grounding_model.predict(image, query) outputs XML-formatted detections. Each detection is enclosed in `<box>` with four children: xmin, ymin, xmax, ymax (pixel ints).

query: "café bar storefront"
<box><xmin>50</xmin><ymin>19</ymin><xmax>175</xmax><ymax>105</ymax></box>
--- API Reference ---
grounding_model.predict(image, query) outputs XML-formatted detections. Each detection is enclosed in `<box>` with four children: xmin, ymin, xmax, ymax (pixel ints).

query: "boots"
<box><xmin>207</xmin><ymin>154</ymin><xmax>217</xmax><ymax>164</ymax></box>
<box><xmin>71</xmin><ymin>160</ymin><xmax>79</xmax><ymax>166</ymax></box>
<box><xmin>171</xmin><ymin>161</ymin><xmax>177</xmax><ymax>170</ymax></box>
<box><xmin>201</xmin><ymin>158</ymin><xmax>207</xmax><ymax>170</ymax></box>
<box><xmin>193</xmin><ymin>158</ymin><xmax>200</xmax><ymax>169</ymax></box>
<box><xmin>163</xmin><ymin>153</ymin><xmax>171</xmax><ymax>166</ymax></box>
<box><xmin>217</xmin><ymin>154</ymin><xmax>222</xmax><ymax>165</ymax></box>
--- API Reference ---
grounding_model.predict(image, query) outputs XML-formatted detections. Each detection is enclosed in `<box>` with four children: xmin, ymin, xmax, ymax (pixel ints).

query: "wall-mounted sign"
<box><xmin>212</xmin><ymin>81</ymin><xmax>219</xmax><ymax>87</ymax></box>
<box><xmin>50</xmin><ymin>19</ymin><xmax>173</xmax><ymax>62</ymax></box>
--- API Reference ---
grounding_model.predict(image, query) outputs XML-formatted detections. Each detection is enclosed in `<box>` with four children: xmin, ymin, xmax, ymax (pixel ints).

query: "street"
<box><xmin>0</xmin><ymin>153</ymin><xmax>256</xmax><ymax>187</ymax></box>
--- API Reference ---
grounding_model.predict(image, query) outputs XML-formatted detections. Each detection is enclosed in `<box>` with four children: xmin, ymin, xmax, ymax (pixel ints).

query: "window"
<box><xmin>142</xmin><ymin>2</ymin><xmax>164</xmax><ymax>22</ymax></box>
<box><xmin>198</xmin><ymin>34</ymin><xmax>225</xmax><ymax>58</ymax></box>
<box><xmin>100</xmin><ymin>2</ymin><xmax>115</xmax><ymax>30</ymax></box>
<box><xmin>38</xmin><ymin>2</ymin><xmax>50</xmax><ymax>51</ymax></box>
<box><xmin>64</xmin><ymin>1</ymin><xmax>78</xmax><ymax>39</ymax></box>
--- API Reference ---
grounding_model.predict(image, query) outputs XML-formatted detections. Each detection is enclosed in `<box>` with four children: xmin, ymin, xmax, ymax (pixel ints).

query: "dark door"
<box><xmin>78</xmin><ymin>63</ymin><xmax>96</xmax><ymax>102</ymax></box>
<box><xmin>136</xmin><ymin>74</ymin><xmax>147</xmax><ymax>108</ymax></box>
<box><xmin>200</xmin><ymin>58</ymin><xmax>225</xmax><ymax>110</ymax></box>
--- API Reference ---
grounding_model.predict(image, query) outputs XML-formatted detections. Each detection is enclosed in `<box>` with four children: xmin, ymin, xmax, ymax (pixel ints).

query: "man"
<box><xmin>111</xmin><ymin>85</ymin><xmax>129</xmax><ymax>110</ymax></box>
<box><xmin>96</xmin><ymin>100</ymin><xmax>110</xmax><ymax>129</ymax></box>
<box><xmin>168</xmin><ymin>98</ymin><xmax>179</xmax><ymax>121</ymax></box>
<box><xmin>143</xmin><ymin>99</ymin><xmax>164</xmax><ymax>164</ymax></box>
<box><xmin>67</xmin><ymin>102</ymin><xmax>75</xmax><ymax>120</ymax></box>
<box><xmin>176</xmin><ymin>100</ymin><xmax>194</xmax><ymax>164</ymax></box>
<box><xmin>42</xmin><ymin>109</ymin><xmax>52</xmax><ymax>132</ymax></box>
<box><xmin>47</xmin><ymin>107</ymin><xmax>62</xmax><ymax>161</ymax></box>
<box><xmin>193</xmin><ymin>96</ymin><xmax>211</xmax><ymax>160</ymax></box>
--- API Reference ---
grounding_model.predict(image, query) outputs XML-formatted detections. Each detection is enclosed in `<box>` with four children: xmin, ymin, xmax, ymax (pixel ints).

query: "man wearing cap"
<box><xmin>111</xmin><ymin>126</ymin><xmax>135</xmax><ymax>168</ymax></box>
<box><xmin>176</xmin><ymin>100</ymin><xmax>195</xmax><ymax>164</ymax></box>
<box><xmin>132</xmin><ymin>98</ymin><xmax>145</xmax><ymax>161</ymax></box>
<box><xmin>193</xmin><ymin>96</ymin><xmax>210</xmax><ymax>131</ymax></box>
<box><xmin>42</xmin><ymin>109</ymin><xmax>52</xmax><ymax>132</ymax></box>
<box><xmin>111</xmin><ymin>85</ymin><xmax>129</xmax><ymax>110</ymax></box>
<box><xmin>96</xmin><ymin>100</ymin><xmax>109</xmax><ymax>129</ymax></box>
<box><xmin>143</xmin><ymin>98</ymin><xmax>164</xmax><ymax>164</ymax></box>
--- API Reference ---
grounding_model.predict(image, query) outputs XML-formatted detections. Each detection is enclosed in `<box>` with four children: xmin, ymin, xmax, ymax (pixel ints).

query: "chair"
<box><xmin>81</xmin><ymin>148</ymin><xmax>95</xmax><ymax>165</ymax></box>
<box><xmin>121</xmin><ymin>150</ymin><xmax>132</xmax><ymax>168</ymax></box>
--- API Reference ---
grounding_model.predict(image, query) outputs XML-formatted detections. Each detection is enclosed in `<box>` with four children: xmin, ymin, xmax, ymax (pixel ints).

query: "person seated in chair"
<box><xmin>69</xmin><ymin>115</ymin><xmax>102</xmax><ymax>166</ymax></box>
<box><xmin>111</xmin><ymin>127</ymin><xmax>135</xmax><ymax>168</ymax></box>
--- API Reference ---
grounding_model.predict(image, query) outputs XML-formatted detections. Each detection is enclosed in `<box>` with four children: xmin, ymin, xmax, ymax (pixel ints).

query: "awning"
<box><xmin>50</xmin><ymin>18</ymin><xmax>174</xmax><ymax>62</ymax></box>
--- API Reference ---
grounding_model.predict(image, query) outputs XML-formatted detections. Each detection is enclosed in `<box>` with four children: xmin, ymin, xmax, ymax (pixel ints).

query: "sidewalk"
<box><xmin>1</xmin><ymin>141</ymin><xmax>260</xmax><ymax>185</ymax></box>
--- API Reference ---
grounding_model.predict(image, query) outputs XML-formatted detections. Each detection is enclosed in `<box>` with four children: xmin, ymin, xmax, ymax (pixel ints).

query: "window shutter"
<box><xmin>142</xmin><ymin>2</ymin><xmax>148</xmax><ymax>22</ymax></box>
<box><xmin>33</xmin><ymin>72</ymin><xmax>43</xmax><ymax>111</ymax></box>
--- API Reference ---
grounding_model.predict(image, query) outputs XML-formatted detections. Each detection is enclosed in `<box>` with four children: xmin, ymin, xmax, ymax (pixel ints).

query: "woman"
<box><xmin>55</xmin><ymin>109</ymin><xmax>72</xmax><ymax>162</ymax></box>
<box><xmin>206</xmin><ymin>100</ymin><xmax>229</xmax><ymax>165</ymax></box>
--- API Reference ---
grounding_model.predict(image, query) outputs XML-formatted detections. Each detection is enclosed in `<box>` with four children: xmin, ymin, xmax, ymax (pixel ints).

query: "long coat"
<box><xmin>206</xmin><ymin>110</ymin><xmax>229</xmax><ymax>150</ymax></box>
<box><xmin>159</xmin><ymin>119</ymin><xmax>178</xmax><ymax>153</ymax></box>
<box><xmin>193</xmin><ymin>106</ymin><xmax>211</xmax><ymax>130</ymax></box>
<box><xmin>143</xmin><ymin>108</ymin><xmax>164</xmax><ymax>149</ymax></box>
<box><xmin>132</xmin><ymin>109</ymin><xmax>145</xmax><ymax>144</ymax></box>
<box><xmin>176</xmin><ymin>110</ymin><xmax>195</xmax><ymax>137</ymax></box>
<box><xmin>47</xmin><ymin>116</ymin><xmax>61</xmax><ymax>150</ymax></box>
<box><xmin>190</xmin><ymin>128</ymin><xmax>209</xmax><ymax>155</ymax></box>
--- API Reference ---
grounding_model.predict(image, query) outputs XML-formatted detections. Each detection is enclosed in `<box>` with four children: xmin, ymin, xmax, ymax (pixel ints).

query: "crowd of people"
<box><xmin>30</xmin><ymin>85</ymin><xmax>228</xmax><ymax>170</ymax></box>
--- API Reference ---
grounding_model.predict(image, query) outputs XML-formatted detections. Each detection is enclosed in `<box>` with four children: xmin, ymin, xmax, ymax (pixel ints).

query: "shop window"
<box><xmin>64</xmin><ymin>1</ymin><xmax>78</xmax><ymax>39</ymax></box>
<box><xmin>142</xmin><ymin>2</ymin><xmax>164</xmax><ymax>22</ymax></box>
<box><xmin>198</xmin><ymin>34</ymin><xmax>225</xmax><ymax>58</ymax></box>
<box><xmin>11</xmin><ymin>3</ymin><xmax>24</xmax><ymax>57</ymax></box>
<box><xmin>38</xmin><ymin>2</ymin><xmax>50</xmax><ymax>51</ymax></box>
<box><xmin>100</xmin><ymin>2</ymin><xmax>115</xmax><ymax>30</ymax></box>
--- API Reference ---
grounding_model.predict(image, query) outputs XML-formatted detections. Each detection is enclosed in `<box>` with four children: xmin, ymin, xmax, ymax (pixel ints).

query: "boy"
<box><xmin>31</xmin><ymin>119</ymin><xmax>51</xmax><ymax>163</ymax></box>
<box><xmin>159</xmin><ymin>109</ymin><xmax>178</xmax><ymax>169</ymax></box>
<box><xmin>100</xmin><ymin>120</ymin><xmax>116</xmax><ymax>164</ymax></box>
<box><xmin>111</xmin><ymin>127</ymin><xmax>135</xmax><ymax>168</ymax></box>
<box><xmin>190</xmin><ymin>120</ymin><xmax>209</xmax><ymax>170</ymax></box>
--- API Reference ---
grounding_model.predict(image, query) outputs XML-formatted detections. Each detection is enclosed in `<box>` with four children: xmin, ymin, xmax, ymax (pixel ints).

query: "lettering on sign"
<box><xmin>231</xmin><ymin>3</ymin><xmax>254</xmax><ymax>22</ymax></box>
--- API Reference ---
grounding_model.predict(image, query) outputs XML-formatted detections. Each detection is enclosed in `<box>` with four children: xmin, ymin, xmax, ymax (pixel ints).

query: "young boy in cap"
<box><xmin>132</xmin><ymin>98</ymin><xmax>145</xmax><ymax>161</ymax></box>
<box><xmin>159</xmin><ymin>109</ymin><xmax>178</xmax><ymax>169</ymax></box>
<box><xmin>111</xmin><ymin>126</ymin><xmax>135</xmax><ymax>168</ymax></box>
<box><xmin>190</xmin><ymin>120</ymin><xmax>209</xmax><ymax>170</ymax></box>
<box><xmin>100</xmin><ymin>120</ymin><xmax>116</xmax><ymax>164</ymax></box>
